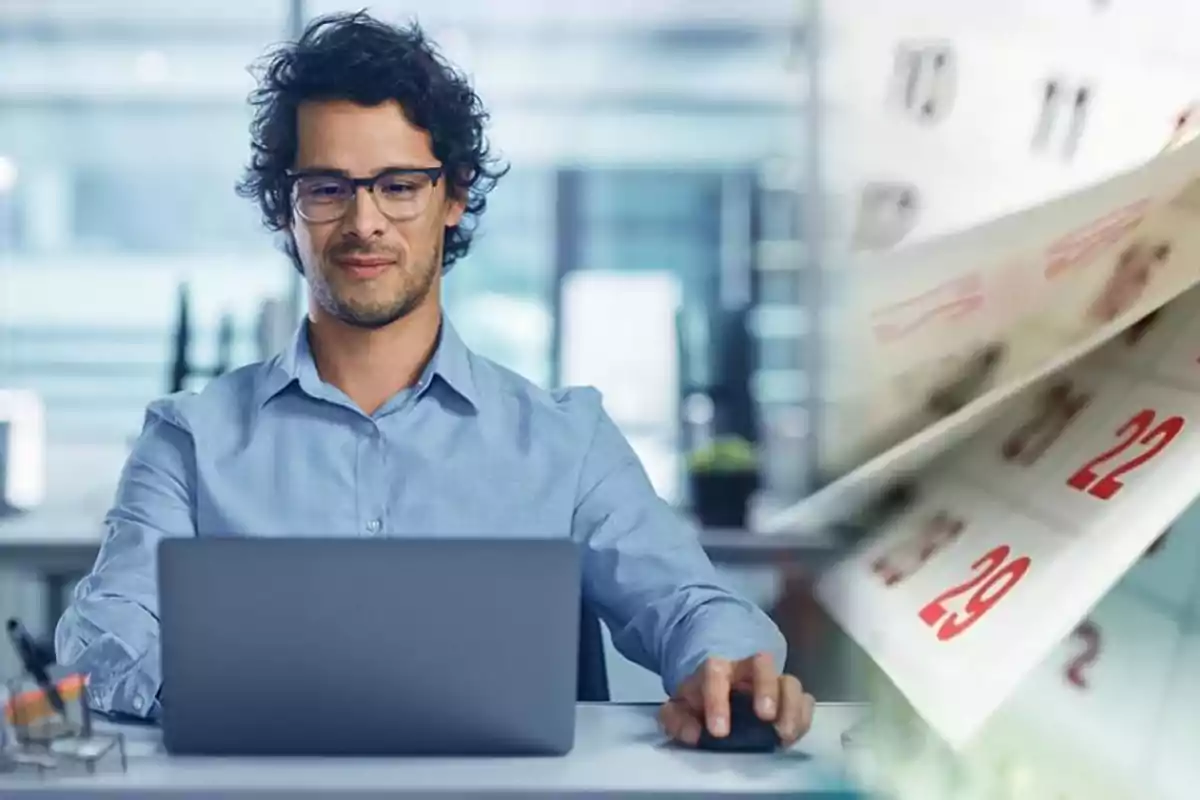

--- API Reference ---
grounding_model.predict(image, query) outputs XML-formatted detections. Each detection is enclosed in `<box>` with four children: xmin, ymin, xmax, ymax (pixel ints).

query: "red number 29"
<box><xmin>917</xmin><ymin>545</ymin><xmax>1031</xmax><ymax>641</ymax></box>
<box><xmin>1066</xmin><ymin>409</ymin><xmax>1184</xmax><ymax>500</ymax></box>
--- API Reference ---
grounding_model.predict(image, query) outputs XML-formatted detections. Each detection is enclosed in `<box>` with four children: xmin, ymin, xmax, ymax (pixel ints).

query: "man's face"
<box><xmin>291</xmin><ymin>99</ymin><xmax>465</xmax><ymax>329</ymax></box>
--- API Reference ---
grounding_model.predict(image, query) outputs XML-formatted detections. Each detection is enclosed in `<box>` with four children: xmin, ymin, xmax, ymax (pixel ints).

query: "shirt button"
<box><xmin>366</xmin><ymin>519</ymin><xmax>382</xmax><ymax>533</ymax></box>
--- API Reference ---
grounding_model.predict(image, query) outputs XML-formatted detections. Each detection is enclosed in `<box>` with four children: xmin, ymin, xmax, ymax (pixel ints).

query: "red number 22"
<box><xmin>917</xmin><ymin>545</ymin><xmax>1031</xmax><ymax>641</ymax></box>
<box><xmin>1066</xmin><ymin>409</ymin><xmax>1184</xmax><ymax>500</ymax></box>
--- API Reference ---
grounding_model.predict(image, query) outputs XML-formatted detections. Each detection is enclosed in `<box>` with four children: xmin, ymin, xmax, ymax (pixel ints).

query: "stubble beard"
<box><xmin>312</xmin><ymin>247</ymin><xmax>440</xmax><ymax>330</ymax></box>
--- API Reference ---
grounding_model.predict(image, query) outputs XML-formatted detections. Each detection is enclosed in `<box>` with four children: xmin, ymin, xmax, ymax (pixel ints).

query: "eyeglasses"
<box><xmin>287</xmin><ymin>166</ymin><xmax>444</xmax><ymax>224</ymax></box>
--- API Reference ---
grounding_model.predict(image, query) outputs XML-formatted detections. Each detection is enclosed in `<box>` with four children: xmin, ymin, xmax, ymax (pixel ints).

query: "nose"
<box><xmin>342</xmin><ymin>185</ymin><xmax>388</xmax><ymax>240</ymax></box>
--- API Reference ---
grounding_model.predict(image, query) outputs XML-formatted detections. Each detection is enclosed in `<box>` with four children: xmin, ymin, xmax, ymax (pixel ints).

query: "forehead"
<box><xmin>294</xmin><ymin>99</ymin><xmax>436</xmax><ymax>172</ymax></box>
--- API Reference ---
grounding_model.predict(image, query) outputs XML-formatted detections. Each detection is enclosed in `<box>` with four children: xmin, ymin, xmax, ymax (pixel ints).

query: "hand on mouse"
<box><xmin>657</xmin><ymin>652</ymin><xmax>814</xmax><ymax>748</ymax></box>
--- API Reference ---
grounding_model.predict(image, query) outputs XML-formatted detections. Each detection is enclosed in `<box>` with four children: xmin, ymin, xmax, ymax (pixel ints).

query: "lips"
<box><xmin>339</xmin><ymin>256</ymin><xmax>392</xmax><ymax>266</ymax></box>
<box><xmin>336</xmin><ymin>256</ymin><xmax>394</xmax><ymax>279</ymax></box>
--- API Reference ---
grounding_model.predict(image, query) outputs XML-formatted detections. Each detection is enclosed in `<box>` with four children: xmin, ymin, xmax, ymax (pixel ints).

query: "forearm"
<box><xmin>55</xmin><ymin>589</ymin><xmax>162</xmax><ymax>719</ymax></box>
<box><xmin>52</xmin><ymin>400</ymin><xmax>196</xmax><ymax>720</ymax></box>
<box><xmin>571</xmin><ymin>391</ymin><xmax>789</xmax><ymax>694</ymax></box>
<box><xmin>593</xmin><ymin>543</ymin><xmax>789</xmax><ymax>695</ymax></box>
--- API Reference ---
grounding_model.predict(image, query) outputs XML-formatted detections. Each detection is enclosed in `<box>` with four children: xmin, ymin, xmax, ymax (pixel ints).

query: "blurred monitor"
<box><xmin>0</xmin><ymin>389</ymin><xmax>46</xmax><ymax>515</ymax></box>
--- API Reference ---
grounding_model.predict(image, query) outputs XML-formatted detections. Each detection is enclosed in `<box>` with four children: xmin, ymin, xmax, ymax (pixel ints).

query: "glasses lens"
<box><xmin>373</xmin><ymin>171</ymin><xmax>434</xmax><ymax>221</ymax></box>
<box><xmin>293</xmin><ymin>175</ymin><xmax>352</xmax><ymax>222</ymax></box>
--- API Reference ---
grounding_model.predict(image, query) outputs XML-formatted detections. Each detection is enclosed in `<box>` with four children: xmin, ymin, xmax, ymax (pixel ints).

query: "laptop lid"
<box><xmin>157</xmin><ymin>536</ymin><xmax>581</xmax><ymax>756</ymax></box>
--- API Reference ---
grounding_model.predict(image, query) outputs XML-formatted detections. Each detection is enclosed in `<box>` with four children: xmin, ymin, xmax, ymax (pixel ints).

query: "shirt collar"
<box><xmin>257</xmin><ymin>315</ymin><xmax>478</xmax><ymax>410</ymax></box>
<box><xmin>423</xmin><ymin>318</ymin><xmax>478</xmax><ymax>407</ymax></box>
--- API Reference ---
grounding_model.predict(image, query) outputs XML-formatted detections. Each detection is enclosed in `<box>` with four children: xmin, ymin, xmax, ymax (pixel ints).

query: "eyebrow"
<box><xmin>292</xmin><ymin>165</ymin><xmax>434</xmax><ymax>176</ymax></box>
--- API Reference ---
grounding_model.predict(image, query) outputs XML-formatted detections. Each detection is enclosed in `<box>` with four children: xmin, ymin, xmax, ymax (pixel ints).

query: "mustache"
<box><xmin>328</xmin><ymin>241</ymin><xmax>399</xmax><ymax>260</ymax></box>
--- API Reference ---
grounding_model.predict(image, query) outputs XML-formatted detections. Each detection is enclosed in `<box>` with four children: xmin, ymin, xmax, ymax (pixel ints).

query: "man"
<box><xmin>55</xmin><ymin>11</ymin><xmax>814</xmax><ymax>748</ymax></box>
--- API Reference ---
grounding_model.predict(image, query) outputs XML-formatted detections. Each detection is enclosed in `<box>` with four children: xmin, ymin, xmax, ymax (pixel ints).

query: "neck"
<box><xmin>306</xmin><ymin>299</ymin><xmax>442</xmax><ymax>416</ymax></box>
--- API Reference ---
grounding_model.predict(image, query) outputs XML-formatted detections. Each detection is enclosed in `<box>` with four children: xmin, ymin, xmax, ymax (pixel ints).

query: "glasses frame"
<box><xmin>286</xmin><ymin>166</ymin><xmax>445</xmax><ymax>224</ymax></box>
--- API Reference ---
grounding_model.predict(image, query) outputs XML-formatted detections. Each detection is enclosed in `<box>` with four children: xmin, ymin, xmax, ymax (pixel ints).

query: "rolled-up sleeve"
<box><xmin>570</xmin><ymin>391</ymin><xmax>787</xmax><ymax>696</ymax></box>
<box><xmin>54</xmin><ymin>399</ymin><xmax>196</xmax><ymax>719</ymax></box>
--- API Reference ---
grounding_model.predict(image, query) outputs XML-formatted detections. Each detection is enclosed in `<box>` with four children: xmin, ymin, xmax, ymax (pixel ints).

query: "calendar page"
<box><xmin>768</xmin><ymin>136</ymin><xmax>1200</xmax><ymax>535</ymax></box>
<box><xmin>768</xmin><ymin>136</ymin><xmax>1200</xmax><ymax>753</ymax></box>
<box><xmin>839</xmin><ymin>498</ymin><xmax>1200</xmax><ymax>800</ymax></box>
<box><xmin>977</xmin><ymin>500</ymin><xmax>1200</xmax><ymax>800</ymax></box>
<box><xmin>814</xmin><ymin>285</ymin><xmax>1200</xmax><ymax>748</ymax></box>
<box><xmin>805</xmin><ymin>3</ymin><xmax>1200</xmax><ymax>790</ymax></box>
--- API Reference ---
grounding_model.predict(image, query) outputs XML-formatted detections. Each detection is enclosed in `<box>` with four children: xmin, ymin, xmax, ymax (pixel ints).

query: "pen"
<box><xmin>5</xmin><ymin>618</ymin><xmax>65</xmax><ymax>716</ymax></box>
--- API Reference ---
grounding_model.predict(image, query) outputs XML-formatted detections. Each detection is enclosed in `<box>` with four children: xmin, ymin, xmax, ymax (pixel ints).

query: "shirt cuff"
<box><xmin>64</xmin><ymin>632</ymin><xmax>162</xmax><ymax>720</ymax></box>
<box><xmin>661</xmin><ymin>602</ymin><xmax>789</xmax><ymax>697</ymax></box>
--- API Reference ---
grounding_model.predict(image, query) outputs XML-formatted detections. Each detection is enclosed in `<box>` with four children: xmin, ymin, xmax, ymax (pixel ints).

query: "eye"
<box><xmin>297</xmin><ymin>177</ymin><xmax>350</xmax><ymax>201</ymax></box>
<box><xmin>377</xmin><ymin>178</ymin><xmax>421</xmax><ymax>197</ymax></box>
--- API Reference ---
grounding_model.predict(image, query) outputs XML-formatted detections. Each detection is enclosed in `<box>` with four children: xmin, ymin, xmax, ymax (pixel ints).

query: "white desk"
<box><xmin>0</xmin><ymin>703</ymin><xmax>869</xmax><ymax>799</ymax></box>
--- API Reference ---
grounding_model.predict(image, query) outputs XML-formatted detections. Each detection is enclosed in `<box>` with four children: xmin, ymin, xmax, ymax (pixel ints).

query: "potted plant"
<box><xmin>687</xmin><ymin>436</ymin><xmax>759</xmax><ymax>529</ymax></box>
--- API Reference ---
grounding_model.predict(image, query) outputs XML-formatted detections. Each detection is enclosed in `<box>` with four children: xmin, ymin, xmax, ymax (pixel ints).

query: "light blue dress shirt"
<box><xmin>56</xmin><ymin>317</ymin><xmax>786</xmax><ymax>719</ymax></box>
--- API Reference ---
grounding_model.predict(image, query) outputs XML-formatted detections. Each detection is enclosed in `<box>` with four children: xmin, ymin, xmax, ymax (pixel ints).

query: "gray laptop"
<box><xmin>157</xmin><ymin>537</ymin><xmax>581</xmax><ymax>756</ymax></box>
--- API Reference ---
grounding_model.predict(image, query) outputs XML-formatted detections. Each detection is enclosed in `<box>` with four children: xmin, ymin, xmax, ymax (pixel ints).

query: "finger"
<box><xmin>746</xmin><ymin>652</ymin><xmax>780</xmax><ymax>721</ymax></box>
<box><xmin>701</xmin><ymin>659</ymin><xmax>733</xmax><ymax>737</ymax></box>
<box><xmin>657</xmin><ymin>705</ymin><xmax>676</xmax><ymax>743</ymax></box>
<box><xmin>658</xmin><ymin>699</ymin><xmax>702</xmax><ymax>746</ymax></box>
<box><xmin>775</xmin><ymin>677</ymin><xmax>815</xmax><ymax>745</ymax></box>
<box><xmin>676</xmin><ymin>671</ymin><xmax>705</xmax><ymax>710</ymax></box>
<box><xmin>799</xmin><ymin>692</ymin><xmax>816</xmax><ymax>738</ymax></box>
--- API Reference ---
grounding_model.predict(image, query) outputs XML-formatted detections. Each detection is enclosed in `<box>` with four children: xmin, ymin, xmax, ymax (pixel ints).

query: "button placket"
<box><xmin>364</xmin><ymin>422</ymin><xmax>389</xmax><ymax>536</ymax></box>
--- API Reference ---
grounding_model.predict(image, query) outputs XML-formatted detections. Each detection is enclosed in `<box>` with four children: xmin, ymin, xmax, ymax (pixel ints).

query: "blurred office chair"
<box><xmin>675</xmin><ymin>305</ymin><xmax>758</xmax><ymax>452</ymax></box>
<box><xmin>576</xmin><ymin>602</ymin><xmax>610</xmax><ymax>702</ymax></box>
<box><xmin>168</xmin><ymin>283</ymin><xmax>236</xmax><ymax>394</ymax></box>
<box><xmin>713</xmin><ymin>305</ymin><xmax>758</xmax><ymax>443</ymax></box>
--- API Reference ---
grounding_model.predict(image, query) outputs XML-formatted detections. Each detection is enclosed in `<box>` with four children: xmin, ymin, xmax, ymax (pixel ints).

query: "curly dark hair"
<box><xmin>236</xmin><ymin>10</ymin><xmax>508</xmax><ymax>274</ymax></box>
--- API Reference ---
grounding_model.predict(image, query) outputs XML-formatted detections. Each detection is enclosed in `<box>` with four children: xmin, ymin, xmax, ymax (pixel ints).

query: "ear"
<box><xmin>444</xmin><ymin>192</ymin><xmax>466</xmax><ymax>229</ymax></box>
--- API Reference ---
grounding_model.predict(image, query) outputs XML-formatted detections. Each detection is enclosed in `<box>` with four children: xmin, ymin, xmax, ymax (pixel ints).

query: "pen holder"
<box><xmin>2</xmin><ymin>673</ymin><xmax>126</xmax><ymax>777</ymax></box>
<box><xmin>5</xmin><ymin>673</ymin><xmax>90</xmax><ymax>744</ymax></box>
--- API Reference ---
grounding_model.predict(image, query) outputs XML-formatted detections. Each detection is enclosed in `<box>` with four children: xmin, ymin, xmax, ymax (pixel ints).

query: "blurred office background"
<box><xmin>0</xmin><ymin>0</ymin><xmax>840</xmax><ymax>698</ymax></box>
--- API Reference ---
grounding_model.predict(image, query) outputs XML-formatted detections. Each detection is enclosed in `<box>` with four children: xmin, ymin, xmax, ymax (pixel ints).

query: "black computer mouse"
<box><xmin>695</xmin><ymin>691</ymin><xmax>782</xmax><ymax>753</ymax></box>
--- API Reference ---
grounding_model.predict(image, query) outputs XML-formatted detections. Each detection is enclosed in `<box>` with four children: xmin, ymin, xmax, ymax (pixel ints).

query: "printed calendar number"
<box><xmin>889</xmin><ymin>41</ymin><xmax>956</xmax><ymax>124</ymax></box>
<box><xmin>853</xmin><ymin>182</ymin><xmax>920</xmax><ymax>250</ymax></box>
<box><xmin>871</xmin><ymin>510</ymin><xmax>964</xmax><ymax>587</ymax></box>
<box><xmin>1064</xmin><ymin>620</ymin><xmax>1101</xmax><ymax>689</ymax></box>
<box><xmin>917</xmin><ymin>545</ymin><xmax>1031</xmax><ymax>642</ymax></box>
<box><xmin>1066</xmin><ymin>409</ymin><xmax>1185</xmax><ymax>500</ymax></box>
<box><xmin>1001</xmin><ymin>379</ymin><xmax>1091</xmax><ymax>465</ymax></box>
<box><xmin>1031</xmin><ymin>78</ymin><xmax>1092</xmax><ymax>161</ymax></box>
